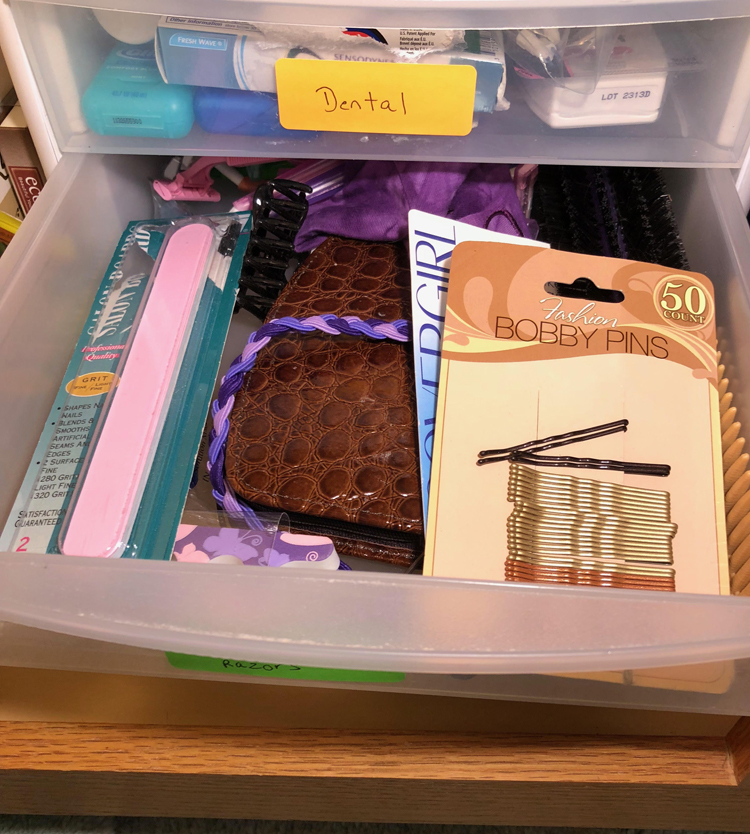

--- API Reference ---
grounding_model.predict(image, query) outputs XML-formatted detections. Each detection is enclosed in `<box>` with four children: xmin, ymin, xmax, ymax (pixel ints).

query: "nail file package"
<box><xmin>424</xmin><ymin>241</ymin><xmax>729</xmax><ymax>595</ymax></box>
<box><xmin>0</xmin><ymin>213</ymin><xmax>250</xmax><ymax>560</ymax></box>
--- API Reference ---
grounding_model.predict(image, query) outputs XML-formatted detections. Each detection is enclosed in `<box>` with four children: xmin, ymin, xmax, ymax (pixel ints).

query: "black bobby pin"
<box><xmin>509</xmin><ymin>451</ymin><xmax>671</xmax><ymax>478</ymax></box>
<box><xmin>477</xmin><ymin>419</ymin><xmax>670</xmax><ymax>477</ymax></box>
<box><xmin>478</xmin><ymin>419</ymin><xmax>628</xmax><ymax>462</ymax></box>
<box><xmin>477</xmin><ymin>425</ymin><xmax>629</xmax><ymax>465</ymax></box>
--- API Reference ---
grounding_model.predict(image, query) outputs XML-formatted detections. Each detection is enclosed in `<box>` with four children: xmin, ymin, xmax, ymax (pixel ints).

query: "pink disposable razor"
<box><xmin>153</xmin><ymin>156</ymin><xmax>279</xmax><ymax>202</ymax></box>
<box><xmin>61</xmin><ymin>223</ymin><xmax>214</xmax><ymax>558</ymax></box>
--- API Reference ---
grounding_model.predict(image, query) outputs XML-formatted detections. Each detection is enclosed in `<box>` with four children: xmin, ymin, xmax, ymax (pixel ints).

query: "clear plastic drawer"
<box><xmin>8</xmin><ymin>1</ymin><xmax>750</xmax><ymax>166</ymax></box>
<box><xmin>3</xmin><ymin>153</ymin><xmax>750</xmax><ymax>712</ymax></box>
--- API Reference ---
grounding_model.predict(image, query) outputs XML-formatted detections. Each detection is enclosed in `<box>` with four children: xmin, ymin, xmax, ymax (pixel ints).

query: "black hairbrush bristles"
<box><xmin>593</xmin><ymin>168</ymin><xmax>628</xmax><ymax>259</ymax></box>
<box><xmin>531</xmin><ymin>165</ymin><xmax>690</xmax><ymax>270</ymax></box>
<box><xmin>608</xmin><ymin>168</ymin><xmax>690</xmax><ymax>270</ymax></box>
<box><xmin>533</xmin><ymin>166</ymin><xmax>611</xmax><ymax>257</ymax></box>
<box><xmin>528</xmin><ymin>167</ymin><xmax>570</xmax><ymax>252</ymax></box>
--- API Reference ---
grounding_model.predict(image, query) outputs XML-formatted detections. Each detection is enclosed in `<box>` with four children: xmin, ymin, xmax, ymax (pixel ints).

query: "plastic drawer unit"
<box><xmin>1</xmin><ymin>155</ymin><xmax>750</xmax><ymax>713</ymax></box>
<box><xmin>4</xmin><ymin>0</ymin><xmax>750</xmax><ymax>166</ymax></box>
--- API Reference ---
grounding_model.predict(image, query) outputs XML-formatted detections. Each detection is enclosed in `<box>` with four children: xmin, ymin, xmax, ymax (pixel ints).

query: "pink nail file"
<box><xmin>61</xmin><ymin>223</ymin><xmax>215</xmax><ymax>558</ymax></box>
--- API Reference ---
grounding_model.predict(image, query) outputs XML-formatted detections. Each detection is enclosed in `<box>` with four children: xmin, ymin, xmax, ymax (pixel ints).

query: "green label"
<box><xmin>165</xmin><ymin>652</ymin><xmax>405</xmax><ymax>683</ymax></box>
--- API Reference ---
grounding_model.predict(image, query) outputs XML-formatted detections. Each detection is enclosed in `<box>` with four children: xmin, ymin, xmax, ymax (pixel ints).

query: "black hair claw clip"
<box><xmin>236</xmin><ymin>179</ymin><xmax>312</xmax><ymax>320</ymax></box>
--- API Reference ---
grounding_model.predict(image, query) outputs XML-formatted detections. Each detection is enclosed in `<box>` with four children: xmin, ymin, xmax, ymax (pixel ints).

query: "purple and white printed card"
<box><xmin>173</xmin><ymin>525</ymin><xmax>340</xmax><ymax>570</ymax></box>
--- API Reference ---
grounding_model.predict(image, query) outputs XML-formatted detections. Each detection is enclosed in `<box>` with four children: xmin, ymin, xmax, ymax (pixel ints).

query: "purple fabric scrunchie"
<box><xmin>295</xmin><ymin>161</ymin><xmax>532</xmax><ymax>252</ymax></box>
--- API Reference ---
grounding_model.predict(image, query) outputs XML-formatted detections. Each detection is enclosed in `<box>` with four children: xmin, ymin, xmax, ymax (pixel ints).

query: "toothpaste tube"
<box><xmin>158</xmin><ymin>18</ymin><xmax>464</xmax><ymax>57</ymax></box>
<box><xmin>156</xmin><ymin>20</ymin><xmax>508</xmax><ymax>113</ymax></box>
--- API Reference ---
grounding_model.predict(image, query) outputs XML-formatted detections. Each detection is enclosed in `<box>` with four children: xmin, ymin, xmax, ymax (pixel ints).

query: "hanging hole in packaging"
<box><xmin>544</xmin><ymin>276</ymin><xmax>625</xmax><ymax>303</ymax></box>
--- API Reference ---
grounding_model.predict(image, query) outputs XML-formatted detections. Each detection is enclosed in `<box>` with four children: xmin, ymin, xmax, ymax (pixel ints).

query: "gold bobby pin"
<box><xmin>507</xmin><ymin>536</ymin><xmax>675</xmax><ymax>560</ymax></box>
<box><xmin>509</xmin><ymin>504</ymin><xmax>677</xmax><ymax>537</ymax></box>
<box><xmin>509</xmin><ymin>475</ymin><xmax>671</xmax><ymax>506</ymax></box>
<box><xmin>505</xmin><ymin>463</ymin><xmax>677</xmax><ymax>592</ymax></box>
<box><xmin>506</xmin><ymin>554</ymin><xmax>675</xmax><ymax>574</ymax></box>
<box><xmin>506</xmin><ymin>565</ymin><xmax>676</xmax><ymax>591</ymax></box>
<box><xmin>509</xmin><ymin>464</ymin><xmax>671</xmax><ymax>506</ymax></box>
<box><xmin>506</xmin><ymin>560</ymin><xmax>676</xmax><ymax>581</ymax></box>
<box><xmin>507</xmin><ymin>537</ymin><xmax>674</xmax><ymax>561</ymax></box>
<box><xmin>507</xmin><ymin>553</ymin><xmax>676</xmax><ymax>578</ymax></box>
<box><xmin>507</xmin><ymin>535</ymin><xmax>675</xmax><ymax>559</ymax></box>
<box><xmin>508</xmin><ymin>490</ymin><xmax>671</xmax><ymax>513</ymax></box>
<box><xmin>508</xmin><ymin>484</ymin><xmax>671</xmax><ymax>521</ymax></box>
<box><xmin>508</xmin><ymin>550</ymin><xmax>674</xmax><ymax>568</ymax></box>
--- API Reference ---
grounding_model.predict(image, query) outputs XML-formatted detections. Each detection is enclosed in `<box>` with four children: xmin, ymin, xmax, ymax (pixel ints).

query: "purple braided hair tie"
<box><xmin>206</xmin><ymin>314</ymin><xmax>411</xmax><ymax>569</ymax></box>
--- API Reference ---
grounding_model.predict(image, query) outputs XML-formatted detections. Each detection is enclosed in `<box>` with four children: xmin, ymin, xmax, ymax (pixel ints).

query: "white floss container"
<box><xmin>521</xmin><ymin>25</ymin><xmax>669</xmax><ymax>129</ymax></box>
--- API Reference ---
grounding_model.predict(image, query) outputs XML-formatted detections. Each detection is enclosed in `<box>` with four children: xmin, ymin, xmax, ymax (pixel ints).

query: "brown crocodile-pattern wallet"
<box><xmin>225</xmin><ymin>237</ymin><xmax>423</xmax><ymax>566</ymax></box>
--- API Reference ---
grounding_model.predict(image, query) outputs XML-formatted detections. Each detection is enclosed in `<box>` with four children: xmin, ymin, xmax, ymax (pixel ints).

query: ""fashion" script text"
<box><xmin>539</xmin><ymin>297</ymin><xmax>619</xmax><ymax>328</ymax></box>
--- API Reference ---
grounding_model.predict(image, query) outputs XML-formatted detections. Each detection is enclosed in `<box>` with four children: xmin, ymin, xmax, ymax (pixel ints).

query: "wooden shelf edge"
<box><xmin>2</xmin><ymin>772</ymin><xmax>750</xmax><ymax>827</ymax></box>
<box><xmin>728</xmin><ymin>716</ymin><xmax>750</xmax><ymax>783</ymax></box>
<box><xmin>0</xmin><ymin>720</ymin><xmax>736</xmax><ymax>786</ymax></box>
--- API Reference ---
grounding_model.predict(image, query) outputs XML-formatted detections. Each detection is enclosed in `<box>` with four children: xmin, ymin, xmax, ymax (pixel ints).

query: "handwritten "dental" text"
<box><xmin>315</xmin><ymin>86</ymin><xmax>407</xmax><ymax>116</ymax></box>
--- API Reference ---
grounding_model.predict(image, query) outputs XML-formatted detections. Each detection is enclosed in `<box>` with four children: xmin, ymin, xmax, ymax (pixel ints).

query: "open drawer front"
<box><xmin>2</xmin><ymin>154</ymin><xmax>750</xmax><ymax>714</ymax></box>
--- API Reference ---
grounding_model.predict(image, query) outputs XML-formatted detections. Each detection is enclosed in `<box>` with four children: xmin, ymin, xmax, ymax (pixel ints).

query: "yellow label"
<box><xmin>65</xmin><ymin>372</ymin><xmax>117</xmax><ymax>397</ymax></box>
<box><xmin>0</xmin><ymin>210</ymin><xmax>21</xmax><ymax>235</ymax></box>
<box><xmin>276</xmin><ymin>59</ymin><xmax>476</xmax><ymax>136</ymax></box>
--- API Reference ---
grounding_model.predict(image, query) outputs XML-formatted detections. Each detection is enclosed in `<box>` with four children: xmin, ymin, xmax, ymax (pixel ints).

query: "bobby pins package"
<box><xmin>424</xmin><ymin>241</ymin><xmax>729</xmax><ymax>594</ymax></box>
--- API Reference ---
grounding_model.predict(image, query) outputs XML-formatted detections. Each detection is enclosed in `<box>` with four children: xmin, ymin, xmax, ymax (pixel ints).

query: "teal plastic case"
<box><xmin>82</xmin><ymin>43</ymin><xmax>195</xmax><ymax>138</ymax></box>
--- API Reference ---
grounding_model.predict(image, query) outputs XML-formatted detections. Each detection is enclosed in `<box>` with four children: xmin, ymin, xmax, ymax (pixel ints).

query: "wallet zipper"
<box><xmin>250</xmin><ymin>502</ymin><xmax>422</xmax><ymax>550</ymax></box>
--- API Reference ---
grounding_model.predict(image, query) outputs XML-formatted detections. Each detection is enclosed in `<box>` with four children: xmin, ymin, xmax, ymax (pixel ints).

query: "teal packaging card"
<box><xmin>0</xmin><ymin>215</ymin><xmax>250</xmax><ymax>560</ymax></box>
